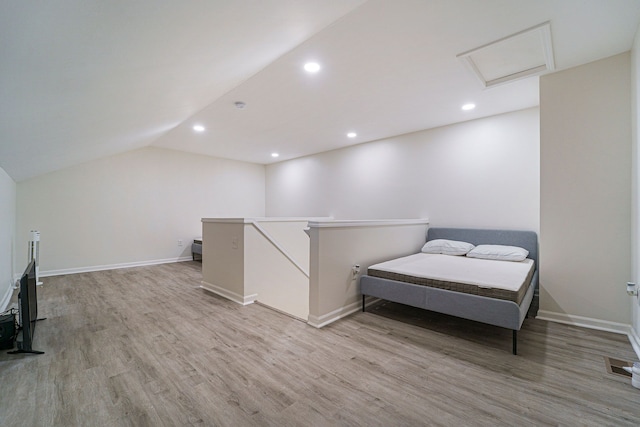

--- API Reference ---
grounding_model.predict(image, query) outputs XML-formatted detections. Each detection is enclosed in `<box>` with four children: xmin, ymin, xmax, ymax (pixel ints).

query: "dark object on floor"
<box><xmin>192</xmin><ymin>238</ymin><xmax>202</xmax><ymax>261</ymax></box>
<box><xmin>0</xmin><ymin>312</ymin><xmax>16</xmax><ymax>350</ymax></box>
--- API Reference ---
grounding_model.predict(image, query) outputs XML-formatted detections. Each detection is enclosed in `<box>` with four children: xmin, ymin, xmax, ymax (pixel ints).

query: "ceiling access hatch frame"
<box><xmin>457</xmin><ymin>22</ymin><xmax>555</xmax><ymax>88</ymax></box>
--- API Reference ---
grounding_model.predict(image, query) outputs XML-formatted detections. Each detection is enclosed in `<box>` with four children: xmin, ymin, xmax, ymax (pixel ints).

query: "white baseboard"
<box><xmin>0</xmin><ymin>280</ymin><xmax>14</xmax><ymax>312</ymax></box>
<box><xmin>536</xmin><ymin>310</ymin><xmax>631</xmax><ymax>335</ymax></box>
<box><xmin>200</xmin><ymin>280</ymin><xmax>257</xmax><ymax>306</ymax></box>
<box><xmin>308</xmin><ymin>300</ymin><xmax>361</xmax><ymax>328</ymax></box>
<box><xmin>40</xmin><ymin>256</ymin><xmax>193</xmax><ymax>277</ymax></box>
<box><xmin>537</xmin><ymin>310</ymin><xmax>640</xmax><ymax>359</ymax></box>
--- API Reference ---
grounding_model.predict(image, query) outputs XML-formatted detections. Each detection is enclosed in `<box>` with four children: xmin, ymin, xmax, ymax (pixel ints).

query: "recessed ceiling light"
<box><xmin>304</xmin><ymin>62</ymin><xmax>321</xmax><ymax>73</ymax></box>
<box><xmin>193</xmin><ymin>124</ymin><xmax>205</xmax><ymax>132</ymax></box>
<box><xmin>347</xmin><ymin>132</ymin><xmax>357</xmax><ymax>138</ymax></box>
<box><xmin>462</xmin><ymin>103</ymin><xmax>476</xmax><ymax>111</ymax></box>
<box><xmin>271</xmin><ymin>153</ymin><xmax>279</xmax><ymax>158</ymax></box>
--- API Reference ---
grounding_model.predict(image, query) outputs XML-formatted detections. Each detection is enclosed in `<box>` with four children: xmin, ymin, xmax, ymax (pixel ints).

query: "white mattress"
<box><xmin>368</xmin><ymin>253</ymin><xmax>535</xmax><ymax>292</ymax></box>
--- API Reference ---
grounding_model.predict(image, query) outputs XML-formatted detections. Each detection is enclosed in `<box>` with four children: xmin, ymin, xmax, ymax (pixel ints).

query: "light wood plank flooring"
<box><xmin>1</xmin><ymin>261</ymin><xmax>639</xmax><ymax>426</ymax></box>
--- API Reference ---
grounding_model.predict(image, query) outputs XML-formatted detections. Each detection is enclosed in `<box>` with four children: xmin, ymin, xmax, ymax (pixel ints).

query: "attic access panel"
<box><xmin>458</xmin><ymin>22</ymin><xmax>555</xmax><ymax>88</ymax></box>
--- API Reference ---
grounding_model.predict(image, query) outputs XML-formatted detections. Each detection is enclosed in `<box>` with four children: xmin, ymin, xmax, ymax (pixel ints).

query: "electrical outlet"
<box><xmin>178</xmin><ymin>240</ymin><xmax>183</xmax><ymax>246</ymax></box>
<box><xmin>352</xmin><ymin>264</ymin><xmax>360</xmax><ymax>278</ymax></box>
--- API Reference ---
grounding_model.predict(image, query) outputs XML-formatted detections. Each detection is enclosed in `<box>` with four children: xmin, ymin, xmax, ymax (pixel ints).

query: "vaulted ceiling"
<box><xmin>2</xmin><ymin>0</ymin><xmax>640</xmax><ymax>182</ymax></box>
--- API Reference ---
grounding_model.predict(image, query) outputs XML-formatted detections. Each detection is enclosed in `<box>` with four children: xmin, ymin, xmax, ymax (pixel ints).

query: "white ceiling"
<box><xmin>2</xmin><ymin>0</ymin><xmax>640</xmax><ymax>182</ymax></box>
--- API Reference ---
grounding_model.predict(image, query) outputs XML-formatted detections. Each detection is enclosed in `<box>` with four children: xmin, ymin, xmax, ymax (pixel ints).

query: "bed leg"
<box><xmin>512</xmin><ymin>330</ymin><xmax>517</xmax><ymax>355</ymax></box>
<box><xmin>362</xmin><ymin>295</ymin><xmax>365</xmax><ymax>312</ymax></box>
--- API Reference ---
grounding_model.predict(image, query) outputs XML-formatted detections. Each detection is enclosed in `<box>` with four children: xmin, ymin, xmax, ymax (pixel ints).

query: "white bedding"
<box><xmin>368</xmin><ymin>253</ymin><xmax>535</xmax><ymax>292</ymax></box>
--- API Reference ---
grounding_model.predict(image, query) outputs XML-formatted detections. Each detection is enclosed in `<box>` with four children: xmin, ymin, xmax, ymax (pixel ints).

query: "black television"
<box><xmin>8</xmin><ymin>259</ymin><xmax>44</xmax><ymax>355</ymax></box>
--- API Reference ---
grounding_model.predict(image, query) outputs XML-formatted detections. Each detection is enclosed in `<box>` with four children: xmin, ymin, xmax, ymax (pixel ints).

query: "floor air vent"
<box><xmin>604</xmin><ymin>356</ymin><xmax>633</xmax><ymax>377</ymax></box>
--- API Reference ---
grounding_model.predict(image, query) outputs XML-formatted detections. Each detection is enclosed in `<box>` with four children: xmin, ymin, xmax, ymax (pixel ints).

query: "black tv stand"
<box><xmin>8</xmin><ymin>317</ymin><xmax>46</xmax><ymax>355</ymax></box>
<box><xmin>8</xmin><ymin>348</ymin><xmax>44</xmax><ymax>355</ymax></box>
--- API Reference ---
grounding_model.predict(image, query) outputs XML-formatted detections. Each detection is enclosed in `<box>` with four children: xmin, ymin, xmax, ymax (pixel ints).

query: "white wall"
<box><xmin>202</xmin><ymin>220</ymin><xmax>247</xmax><ymax>303</ymax></box>
<box><xmin>632</xmin><ymin>28</ymin><xmax>640</xmax><ymax>339</ymax></box>
<box><xmin>245</xmin><ymin>220</ymin><xmax>311</xmax><ymax>319</ymax></box>
<box><xmin>540</xmin><ymin>53</ymin><xmax>631</xmax><ymax>327</ymax></box>
<box><xmin>266</xmin><ymin>108</ymin><xmax>540</xmax><ymax>232</ymax></box>
<box><xmin>17</xmin><ymin>147</ymin><xmax>265</xmax><ymax>274</ymax></box>
<box><xmin>0</xmin><ymin>166</ymin><xmax>16</xmax><ymax>311</ymax></box>
<box><xmin>200</xmin><ymin>218</ymin><xmax>313</xmax><ymax>318</ymax></box>
<box><xmin>307</xmin><ymin>219</ymin><xmax>429</xmax><ymax>328</ymax></box>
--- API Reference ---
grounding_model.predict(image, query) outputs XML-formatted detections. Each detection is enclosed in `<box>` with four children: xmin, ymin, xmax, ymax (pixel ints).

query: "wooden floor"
<box><xmin>1</xmin><ymin>261</ymin><xmax>639</xmax><ymax>426</ymax></box>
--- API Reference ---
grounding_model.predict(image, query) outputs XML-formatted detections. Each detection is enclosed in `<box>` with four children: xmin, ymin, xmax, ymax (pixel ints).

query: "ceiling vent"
<box><xmin>457</xmin><ymin>22</ymin><xmax>555</xmax><ymax>88</ymax></box>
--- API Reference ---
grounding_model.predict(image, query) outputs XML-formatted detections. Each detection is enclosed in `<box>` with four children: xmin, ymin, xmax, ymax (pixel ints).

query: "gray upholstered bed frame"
<box><xmin>359</xmin><ymin>227</ymin><xmax>539</xmax><ymax>355</ymax></box>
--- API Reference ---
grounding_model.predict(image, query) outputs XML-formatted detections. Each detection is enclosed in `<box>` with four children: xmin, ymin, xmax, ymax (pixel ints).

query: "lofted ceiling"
<box><xmin>2</xmin><ymin>0</ymin><xmax>640</xmax><ymax>182</ymax></box>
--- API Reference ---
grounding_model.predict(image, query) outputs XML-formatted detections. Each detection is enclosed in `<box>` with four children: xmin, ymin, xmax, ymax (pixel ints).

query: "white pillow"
<box><xmin>466</xmin><ymin>244</ymin><xmax>529</xmax><ymax>262</ymax></box>
<box><xmin>421</xmin><ymin>239</ymin><xmax>475</xmax><ymax>256</ymax></box>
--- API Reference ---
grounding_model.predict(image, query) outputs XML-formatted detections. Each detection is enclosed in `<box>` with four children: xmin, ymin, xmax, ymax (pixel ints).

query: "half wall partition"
<box><xmin>201</xmin><ymin>217</ymin><xmax>429</xmax><ymax>325</ymax></box>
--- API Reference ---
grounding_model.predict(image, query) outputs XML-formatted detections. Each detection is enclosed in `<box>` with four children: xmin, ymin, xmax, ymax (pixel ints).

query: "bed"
<box><xmin>359</xmin><ymin>227</ymin><xmax>538</xmax><ymax>354</ymax></box>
